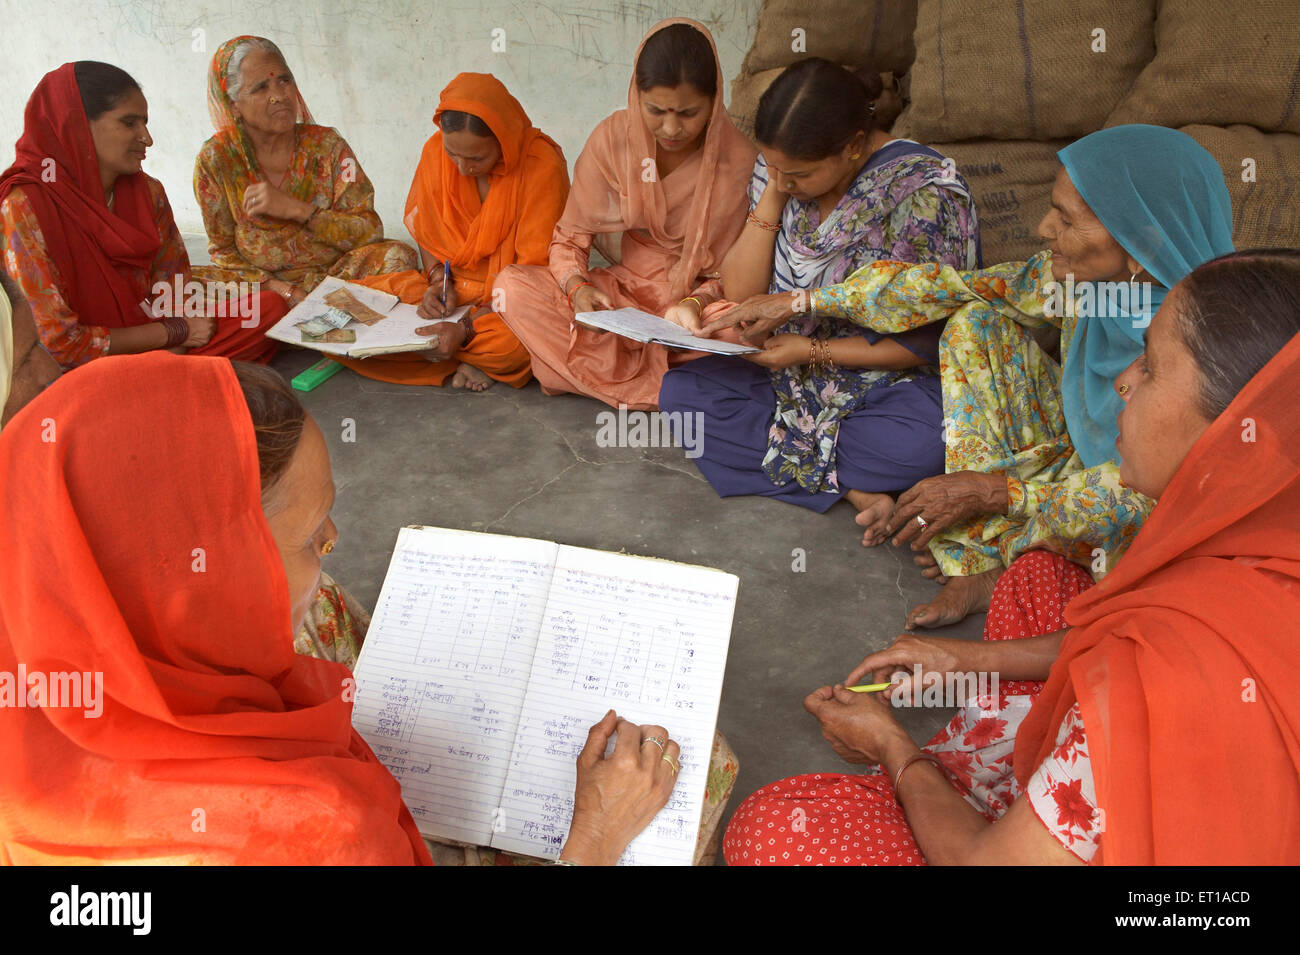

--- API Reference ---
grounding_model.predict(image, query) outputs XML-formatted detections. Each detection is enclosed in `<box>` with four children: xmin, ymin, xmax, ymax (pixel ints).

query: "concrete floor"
<box><xmin>185</xmin><ymin>233</ymin><xmax>987</xmax><ymax>864</ymax></box>
<box><xmin>267</xmin><ymin>346</ymin><xmax>987</xmax><ymax>864</ymax></box>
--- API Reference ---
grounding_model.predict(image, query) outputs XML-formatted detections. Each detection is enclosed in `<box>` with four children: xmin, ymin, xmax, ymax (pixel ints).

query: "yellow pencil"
<box><xmin>846</xmin><ymin>682</ymin><xmax>893</xmax><ymax>693</ymax></box>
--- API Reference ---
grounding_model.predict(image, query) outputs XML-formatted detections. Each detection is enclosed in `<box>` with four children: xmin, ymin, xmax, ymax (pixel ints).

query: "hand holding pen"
<box><xmin>418</xmin><ymin>260</ymin><xmax>459</xmax><ymax>319</ymax></box>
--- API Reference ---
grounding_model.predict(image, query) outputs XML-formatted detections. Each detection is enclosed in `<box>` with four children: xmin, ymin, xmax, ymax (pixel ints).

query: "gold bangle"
<box><xmin>681</xmin><ymin>296</ymin><xmax>704</xmax><ymax>313</ymax></box>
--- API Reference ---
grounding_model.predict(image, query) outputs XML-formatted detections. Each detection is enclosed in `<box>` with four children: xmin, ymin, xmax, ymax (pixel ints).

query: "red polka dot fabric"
<box><xmin>724</xmin><ymin>550</ymin><xmax>1096</xmax><ymax>865</ymax></box>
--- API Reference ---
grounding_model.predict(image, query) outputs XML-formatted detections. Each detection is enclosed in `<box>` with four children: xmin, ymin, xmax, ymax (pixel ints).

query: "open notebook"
<box><xmin>575</xmin><ymin>306</ymin><xmax>760</xmax><ymax>355</ymax></box>
<box><xmin>350</xmin><ymin>526</ymin><xmax>738</xmax><ymax>865</ymax></box>
<box><xmin>265</xmin><ymin>276</ymin><xmax>466</xmax><ymax>358</ymax></box>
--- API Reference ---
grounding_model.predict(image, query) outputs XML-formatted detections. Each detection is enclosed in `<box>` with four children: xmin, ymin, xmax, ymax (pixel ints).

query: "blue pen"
<box><xmin>443</xmin><ymin>260</ymin><xmax>451</xmax><ymax>310</ymax></box>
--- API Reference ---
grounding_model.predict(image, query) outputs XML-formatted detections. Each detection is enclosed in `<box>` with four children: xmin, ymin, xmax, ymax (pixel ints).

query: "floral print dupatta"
<box><xmin>761</xmin><ymin>143</ymin><xmax>979</xmax><ymax>493</ymax></box>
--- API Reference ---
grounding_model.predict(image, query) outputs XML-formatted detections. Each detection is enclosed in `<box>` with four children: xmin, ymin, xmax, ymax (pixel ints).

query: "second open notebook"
<box><xmin>351</xmin><ymin>525</ymin><xmax>738</xmax><ymax>865</ymax></box>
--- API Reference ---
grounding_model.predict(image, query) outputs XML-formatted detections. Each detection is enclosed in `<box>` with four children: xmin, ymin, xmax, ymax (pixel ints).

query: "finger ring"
<box><xmin>915</xmin><ymin>515</ymin><xmax>928</xmax><ymax>529</ymax></box>
<box><xmin>662</xmin><ymin>755</ymin><xmax>679</xmax><ymax>774</ymax></box>
<box><xmin>642</xmin><ymin>736</ymin><xmax>666</xmax><ymax>751</ymax></box>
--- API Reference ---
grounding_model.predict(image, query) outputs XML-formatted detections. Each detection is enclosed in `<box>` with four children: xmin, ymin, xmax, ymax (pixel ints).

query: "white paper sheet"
<box><xmin>575</xmin><ymin>307</ymin><xmax>759</xmax><ymax>355</ymax></box>
<box><xmin>351</xmin><ymin>527</ymin><xmax>737</xmax><ymax>864</ymax></box>
<box><xmin>351</xmin><ymin>527</ymin><xmax>558</xmax><ymax>845</ymax></box>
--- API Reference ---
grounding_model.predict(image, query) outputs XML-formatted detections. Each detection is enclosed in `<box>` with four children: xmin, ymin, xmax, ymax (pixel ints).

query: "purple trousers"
<box><xmin>658</xmin><ymin>357</ymin><xmax>945</xmax><ymax>513</ymax></box>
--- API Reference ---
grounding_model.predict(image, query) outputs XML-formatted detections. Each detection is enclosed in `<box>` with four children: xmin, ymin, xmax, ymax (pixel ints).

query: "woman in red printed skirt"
<box><xmin>725</xmin><ymin>549</ymin><xmax>1094</xmax><ymax>864</ymax></box>
<box><xmin>725</xmin><ymin>249</ymin><xmax>1300</xmax><ymax>864</ymax></box>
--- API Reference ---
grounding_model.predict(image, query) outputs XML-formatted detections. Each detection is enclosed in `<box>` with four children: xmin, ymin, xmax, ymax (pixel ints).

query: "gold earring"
<box><xmin>1118</xmin><ymin>383</ymin><xmax>1130</xmax><ymax>396</ymax></box>
<box><xmin>321</xmin><ymin>539</ymin><xmax>336</xmax><ymax>555</ymax></box>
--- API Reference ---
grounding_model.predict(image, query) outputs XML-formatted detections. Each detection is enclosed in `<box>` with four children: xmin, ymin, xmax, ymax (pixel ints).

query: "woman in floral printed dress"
<box><xmin>711</xmin><ymin>126</ymin><xmax>1234</xmax><ymax>630</ymax></box>
<box><xmin>193</xmin><ymin>36</ymin><xmax>416</xmax><ymax>306</ymax></box>
<box><xmin>660</xmin><ymin>58</ymin><xmax>978</xmax><ymax>516</ymax></box>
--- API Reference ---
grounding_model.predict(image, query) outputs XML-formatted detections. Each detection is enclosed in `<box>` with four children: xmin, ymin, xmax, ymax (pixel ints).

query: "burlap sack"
<box><xmin>1108</xmin><ymin>0</ymin><xmax>1300</xmax><ymax>134</ymax></box>
<box><xmin>930</xmin><ymin>139</ymin><xmax>1069</xmax><ymax>265</ymax></box>
<box><xmin>740</xmin><ymin>0</ymin><xmax>917</xmax><ymax>77</ymax></box>
<box><xmin>729</xmin><ymin>68</ymin><xmax>786</xmax><ymax>137</ymax></box>
<box><xmin>1181</xmin><ymin>124</ymin><xmax>1300</xmax><ymax>248</ymax></box>
<box><xmin>900</xmin><ymin>0</ymin><xmax>1155</xmax><ymax>142</ymax></box>
<box><xmin>728</xmin><ymin>69</ymin><xmax>904</xmax><ymax>138</ymax></box>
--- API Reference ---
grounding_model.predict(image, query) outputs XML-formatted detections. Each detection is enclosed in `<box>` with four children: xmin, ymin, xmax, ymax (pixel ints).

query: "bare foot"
<box><xmin>912</xmin><ymin>548</ymin><xmax>949</xmax><ymax>584</ymax></box>
<box><xmin>451</xmin><ymin>363</ymin><xmax>493</xmax><ymax>392</ymax></box>
<box><xmin>846</xmin><ymin>489</ymin><xmax>894</xmax><ymax>546</ymax></box>
<box><xmin>904</xmin><ymin>567</ymin><xmax>1002</xmax><ymax>630</ymax></box>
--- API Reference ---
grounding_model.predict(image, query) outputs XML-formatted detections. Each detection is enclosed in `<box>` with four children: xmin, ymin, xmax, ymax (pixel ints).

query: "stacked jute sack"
<box><xmin>729</xmin><ymin>0</ymin><xmax>1300</xmax><ymax>265</ymax></box>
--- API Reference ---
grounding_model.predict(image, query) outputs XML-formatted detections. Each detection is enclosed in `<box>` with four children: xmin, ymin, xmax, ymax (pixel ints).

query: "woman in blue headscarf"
<box><xmin>708</xmin><ymin>125</ymin><xmax>1234</xmax><ymax>628</ymax></box>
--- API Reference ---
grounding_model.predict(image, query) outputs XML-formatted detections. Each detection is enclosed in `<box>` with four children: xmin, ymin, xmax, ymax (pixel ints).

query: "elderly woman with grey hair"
<box><xmin>193</xmin><ymin>35</ymin><xmax>416</xmax><ymax>306</ymax></box>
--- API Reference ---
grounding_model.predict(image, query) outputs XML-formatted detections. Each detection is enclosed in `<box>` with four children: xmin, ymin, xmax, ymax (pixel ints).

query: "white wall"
<box><xmin>0</xmin><ymin>0</ymin><xmax>761</xmax><ymax>250</ymax></box>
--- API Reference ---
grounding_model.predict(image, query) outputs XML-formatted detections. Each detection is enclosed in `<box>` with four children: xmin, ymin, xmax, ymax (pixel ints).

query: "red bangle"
<box><xmin>567</xmin><ymin>280</ymin><xmax>594</xmax><ymax>306</ymax></box>
<box><xmin>161</xmin><ymin>316</ymin><xmax>189</xmax><ymax>348</ymax></box>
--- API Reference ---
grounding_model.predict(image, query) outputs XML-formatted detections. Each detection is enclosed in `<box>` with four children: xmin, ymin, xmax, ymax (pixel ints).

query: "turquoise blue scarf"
<box><xmin>1057</xmin><ymin>125</ymin><xmax>1234</xmax><ymax>468</ymax></box>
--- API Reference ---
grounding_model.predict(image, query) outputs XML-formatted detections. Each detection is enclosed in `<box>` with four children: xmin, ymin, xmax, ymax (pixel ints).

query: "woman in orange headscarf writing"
<box><xmin>337</xmin><ymin>73</ymin><xmax>570</xmax><ymax>391</ymax></box>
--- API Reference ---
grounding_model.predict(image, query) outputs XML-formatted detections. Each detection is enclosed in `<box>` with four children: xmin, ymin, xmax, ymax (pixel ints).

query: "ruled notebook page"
<box><xmin>493</xmin><ymin>544</ymin><xmax>738</xmax><ymax>864</ymax></box>
<box><xmin>351</xmin><ymin>526</ymin><xmax>558</xmax><ymax>845</ymax></box>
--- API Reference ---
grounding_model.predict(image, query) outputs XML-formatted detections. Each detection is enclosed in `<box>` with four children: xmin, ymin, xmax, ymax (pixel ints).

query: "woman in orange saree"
<box><xmin>337</xmin><ymin>72</ymin><xmax>570</xmax><ymax>390</ymax></box>
<box><xmin>494</xmin><ymin>18</ymin><xmax>756</xmax><ymax>410</ymax></box>
<box><xmin>0</xmin><ymin>353</ymin><xmax>428</xmax><ymax>864</ymax></box>
<box><xmin>0</xmin><ymin>352</ymin><xmax>688</xmax><ymax>865</ymax></box>
<box><xmin>193</xmin><ymin>36</ymin><xmax>417</xmax><ymax>305</ymax></box>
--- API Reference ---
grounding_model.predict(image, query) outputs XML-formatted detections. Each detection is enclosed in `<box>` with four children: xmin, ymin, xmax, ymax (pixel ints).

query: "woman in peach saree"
<box><xmin>494</xmin><ymin>18</ymin><xmax>756</xmax><ymax>410</ymax></box>
<box><xmin>338</xmin><ymin>72</ymin><xmax>569</xmax><ymax>390</ymax></box>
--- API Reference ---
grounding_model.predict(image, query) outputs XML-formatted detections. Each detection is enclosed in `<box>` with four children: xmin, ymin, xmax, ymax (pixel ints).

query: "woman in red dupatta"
<box><xmin>724</xmin><ymin>249</ymin><xmax>1300</xmax><ymax>865</ymax></box>
<box><xmin>0</xmin><ymin>62</ymin><xmax>286</xmax><ymax>371</ymax></box>
<box><xmin>494</xmin><ymin>18</ymin><xmax>756</xmax><ymax>410</ymax></box>
<box><xmin>338</xmin><ymin>71</ymin><xmax>570</xmax><ymax>390</ymax></box>
<box><xmin>0</xmin><ymin>351</ymin><xmax>687</xmax><ymax>865</ymax></box>
<box><xmin>0</xmin><ymin>352</ymin><xmax>428</xmax><ymax>864</ymax></box>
